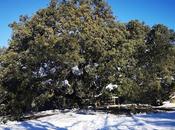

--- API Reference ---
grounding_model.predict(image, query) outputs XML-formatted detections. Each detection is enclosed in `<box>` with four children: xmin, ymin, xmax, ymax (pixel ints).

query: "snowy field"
<box><xmin>0</xmin><ymin>109</ymin><xmax>175</xmax><ymax>130</ymax></box>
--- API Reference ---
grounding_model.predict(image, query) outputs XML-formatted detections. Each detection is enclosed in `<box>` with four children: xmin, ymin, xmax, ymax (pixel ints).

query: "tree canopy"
<box><xmin>0</xmin><ymin>0</ymin><xmax>175</xmax><ymax>119</ymax></box>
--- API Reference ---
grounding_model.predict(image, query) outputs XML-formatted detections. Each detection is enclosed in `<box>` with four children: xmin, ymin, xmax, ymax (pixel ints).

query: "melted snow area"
<box><xmin>0</xmin><ymin>110</ymin><xmax>175</xmax><ymax>130</ymax></box>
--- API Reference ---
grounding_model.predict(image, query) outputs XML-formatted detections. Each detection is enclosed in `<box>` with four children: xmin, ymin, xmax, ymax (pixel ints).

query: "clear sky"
<box><xmin>0</xmin><ymin>0</ymin><xmax>174</xmax><ymax>47</ymax></box>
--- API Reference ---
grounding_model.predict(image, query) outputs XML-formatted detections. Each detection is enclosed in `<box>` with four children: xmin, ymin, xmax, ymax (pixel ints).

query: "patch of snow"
<box><xmin>160</xmin><ymin>101</ymin><xmax>175</xmax><ymax>109</ymax></box>
<box><xmin>95</xmin><ymin>75</ymin><xmax>99</xmax><ymax>80</ymax></box>
<box><xmin>42</xmin><ymin>79</ymin><xmax>53</xmax><ymax>85</ymax></box>
<box><xmin>156</xmin><ymin>77</ymin><xmax>163</xmax><ymax>80</ymax></box>
<box><xmin>106</xmin><ymin>83</ymin><xmax>118</xmax><ymax>91</ymax></box>
<box><xmin>32</xmin><ymin>71</ymin><xmax>37</xmax><ymax>77</ymax></box>
<box><xmin>145</xmin><ymin>49</ymin><xmax>149</xmax><ymax>52</ymax></box>
<box><xmin>171</xmin><ymin>96</ymin><xmax>175</xmax><ymax>100</ymax></box>
<box><xmin>22</xmin><ymin>66</ymin><xmax>27</xmax><ymax>70</ymax></box>
<box><xmin>57</xmin><ymin>32</ymin><xmax>62</xmax><ymax>36</ymax></box>
<box><xmin>75</xmin><ymin>29</ymin><xmax>79</xmax><ymax>34</ymax></box>
<box><xmin>69</xmin><ymin>31</ymin><xmax>74</xmax><ymax>35</ymax></box>
<box><xmin>43</xmin><ymin>63</ymin><xmax>48</xmax><ymax>68</ymax></box>
<box><xmin>132</xmin><ymin>75</ymin><xmax>137</xmax><ymax>80</ymax></box>
<box><xmin>62</xmin><ymin>80</ymin><xmax>71</xmax><ymax>87</ymax></box>
<box><xmin>170</xmin><ymin>41</ymin><xmax>175</xmax><ymax>45</ymax></box>
<box><xmin>117</xmin><ymin>67</ymin><xmax>121</xmax><ymax>71</ymax></box>
<box><xmin>139</xmin><ymin>81</ymin><xmax>143</xmax><ymax>86</ymax></box>
<box><xmin>94</xmin><ymin>63</ymin><xmax>99</xmax><ymax>67</ymax></box>
<box><xmin>72</xmin><ymin>65</ymin><xmax>83</xmax><ymax>76</ymax></box>
<box><xmin>94</xmin><ymin>93</ymin><xmax>102</xmax><ymax>98</ymax></box>
<box><xmin>50</xmin><ymin>68</ymin><xmax>56</xmax><ymax>74</ymax></box>
<box><xmin>39</xmin><ymin>67</ymin><xmax>47</xmax><ymax>77</ymax></box>
<box><xmin>119</xmin><ymin>74</ymin><xmax>122</xmax><ymax>77</ymax></box>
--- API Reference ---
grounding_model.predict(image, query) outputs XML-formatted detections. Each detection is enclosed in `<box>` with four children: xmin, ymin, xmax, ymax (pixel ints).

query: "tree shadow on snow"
<box><xmin>3</xmin><ymin>128</ymin><xmax>11</xmax><ymax>130</ymax></box>
<box><xmin>19</xmin><ymin>121</ymin><xmax>67</xmax><ymax>130</ymax></box>
<box><xmin>100</xmin><ymin>120</ymin><xmax>138</xmax><ymax>130</ymax></box>
<box><xmin>137</xmin><ymin>111</ymin><xmax>175</xmax><ymax>120</ymax></box>
<box><xmin>65</xmin><ymin>121</ymin><xmax>82</xmax><ymax>129</ymax></box>
<box><xmin>99</xmin><ymin>113</ymin><xmax>143</xmax><ymax>130</ymax></box>
<box><xmin>136</xmin><ymin>111</ymin><xmax>175</xmax><ymax>127</ymax></box>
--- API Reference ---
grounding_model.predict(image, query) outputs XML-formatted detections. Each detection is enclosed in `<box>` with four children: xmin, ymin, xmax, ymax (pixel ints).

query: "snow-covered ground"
<box><xmin>0</xmin><ymin>109</ymin><xmax>175</xmax><ymax>130</ymax></box>
<box><xmin>160</xmin><ymin>101</ymin><xmax>175</xmax><ymax>108</ymax></box>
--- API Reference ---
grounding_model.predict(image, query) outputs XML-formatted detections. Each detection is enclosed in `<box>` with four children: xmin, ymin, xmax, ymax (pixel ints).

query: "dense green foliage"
<box><xmin>0</xmin><ymin>0</ymin><xmax>175</xmax><ymax>119</ymax></box>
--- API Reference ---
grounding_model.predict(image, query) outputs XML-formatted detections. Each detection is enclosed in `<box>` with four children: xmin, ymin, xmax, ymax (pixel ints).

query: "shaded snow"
<box><xmin>38</xmin><ymin>67</ymin><xmax>47</xmax><ymax>77</ymax></box>
<box><xmin>1</xmin><ymin>110</ymin><xmax>175</xmax><ymax>130</ymax></box>
<box><xmin>42</xmin><ymin>79</ymin><xmax>53</xmax><ymax>85</ymax></box>
<box><xmin>72</xmin><ymin>66</ymin><xmax>83</xmax><ymax>76</ymax></box>
<box><xmin>50</xmin><ymin>68</ymin><xmax>56</xmax><ymax>74</ymax></box>
<box><xmin>62</xmin><ymin>80</ymin><xmax>71</xmax><ymax>87</ymax></box>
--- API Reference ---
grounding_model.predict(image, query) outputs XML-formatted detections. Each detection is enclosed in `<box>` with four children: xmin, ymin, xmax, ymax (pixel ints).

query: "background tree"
<box><xmin>134</xmin><ymin>24</ymin><xmax>175</xmax><ymax>104</ymax></box>
<box><xmin>116</xmin><ymin>20</ymin><xmax>150</xmax><ymax>103</ymax></box>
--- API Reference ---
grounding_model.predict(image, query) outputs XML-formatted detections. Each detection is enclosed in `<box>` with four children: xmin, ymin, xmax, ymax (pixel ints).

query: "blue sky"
<box><xmin>0</xmin><ymin>0</ymin><xmax>175</xmax><ymax>47</ymax></box>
